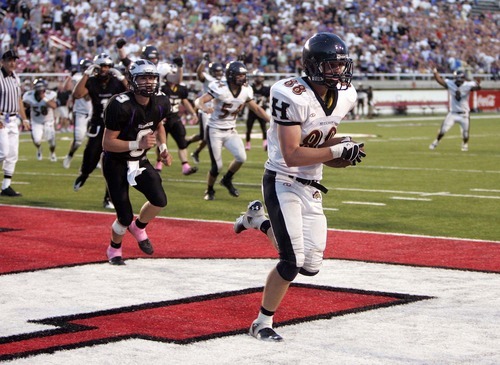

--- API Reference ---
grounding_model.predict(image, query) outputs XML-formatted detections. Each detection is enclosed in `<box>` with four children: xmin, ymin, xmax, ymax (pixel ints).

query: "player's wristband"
<box><xmin>159</xmin><ymin>143</ymin><xmax>168</xmax><ymax>153</ymax></box>
<box><xmin>129</xmin><ymin>141</ymin><xmax>139</xmax><ymax>151</ymax></box>
<box><xmin>329</xmin><ymin>145</ymin><xmax>344</xmax><ymax>159</ymax></box>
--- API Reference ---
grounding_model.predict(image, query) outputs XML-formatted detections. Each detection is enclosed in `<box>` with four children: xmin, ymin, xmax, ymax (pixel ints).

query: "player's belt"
<box><xmin>1</xmin><ymin>112</ymin><xmax>17</xmax><ymax>116</ymax></box>
<box><xmin>452</xmin><ymin>111</ymin><xmax>465</xmax><ymax>114</ymax></box>
<box><xmin>265</xmin><ymin>169</ymin><xmax>328</xmax><ymax>194</ymax></box>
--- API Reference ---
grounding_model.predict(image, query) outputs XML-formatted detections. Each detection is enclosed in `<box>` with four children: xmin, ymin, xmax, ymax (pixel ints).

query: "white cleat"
<box><xmin>429</xmin><ymin>142</ymin><xmax>438</xmax><ymax>150</ymax></box>
<box><xmin>461</xmin><ymin>143</ymin><xmax>468</xmax><ymax>152</ymax></box>
<box><xmin>36</xmin><ymin>148</ymin><xmax>43</xmax><ymax>161</ymax></box>
<box><xmin>249</xmin><ymin>321</ymin><xmax>283</xmax><ymax>342</ymax></box>
<box><xmin>234</xmin><ymin>200</ymin><xmax>266</xmax><ymax>234</ymax></box>
<box><xmin>63</xmin><ymin>155</ymin><xmax>72</xmax><ymax>169</ymax></box>
<box><xmin>50</xmin><ymin>153</ymin><xmax>57</xmax><ymax>162</ymax></box>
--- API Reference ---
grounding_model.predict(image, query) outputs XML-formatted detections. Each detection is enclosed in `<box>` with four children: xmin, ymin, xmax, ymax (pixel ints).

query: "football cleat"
<box><xmin>182</xmin><ymin>164</ymin><xmax>198</xmax><ymax>175</ymax></box>
<box><xmin>106</xmin><ymin>246</ymin><xmax>125</xmax><ymax>265</ymax></box>
<box><xmin>191</xmin><ymin>151</ymin><xmax>200</xmax><ymax>164</ymax></box>
<box><xmin>461</xmin><ymin>143</ymin><xmax>468</xmax><ymax>152</ymax></box>
<box><xmin>0</xmin><ymin>186</ymin><xmax>22</xmax><ymax>197</ymax></box>
<box><xmin>73</xmin><ymin>174</ymin><xmax>88</xmax><ymax>191</ymax></box>
<box><xmin>36</xmin><ymin>147</ymin><xmax>42</xmax><ymax>161</ymax></box>
<box><xmin>220</xmin><ymin>176</ymin><xmax>239</xmax><ymax>197</ymax></box>
<box><xmin>429</xmin><ymin>141</ymin><xmax>438</xmax><ymax>150</ymax></box>
<box><xmin>63</xmin><ymin>155</ymin><xmax>72</xmax><ymax>169</ymax></box>
<box><xmin>204</xmin><ymin>189</ymin><xmax>215</xmax><ymax>201</ymax></box>
<box><xmin>234</xmin><ymin>200</ymin><xmax>266</xmax><ymax>234</ymax></box>
<box><xmin>249</xmin><ymin>321</ymin><xmax>283</xmax><ymax>342</ymax></box>
<box><xmin>103</xmin><ymin>199</ymin><xmax>115</xmax><ymax>210</ymax></box>
<box><xmin>128</xmin><ymin>220</ymin><xmax>154</xmax><ymax>255</ymax></box>
<box><xmin>245</xmin><ymin>141</ymin><xmax>251</xmax><ymax>150</ymax></box>
<box><xmin>50</xmin><ymin>153</ymin><xmax>57</xmax><ymax>162</ymax></box>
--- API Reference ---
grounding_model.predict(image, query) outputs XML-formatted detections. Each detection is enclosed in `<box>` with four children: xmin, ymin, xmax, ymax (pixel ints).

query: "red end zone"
<box><xmin>0</xmin><ymin>205</ymin><xmax>499</xmax><ymax>274</ymax></box>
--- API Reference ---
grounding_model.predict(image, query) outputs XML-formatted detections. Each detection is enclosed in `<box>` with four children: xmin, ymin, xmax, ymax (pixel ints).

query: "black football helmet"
<box><xmin>454</xmin><ymin>69</ymin><xmax>465</xmax><ymax>86</ymax></box>
<box><xmin>208</xmin><ymin>62</ymin><xmax>224</xmax><ymax>79</ymax></box>
<box><xmin>128</xmin><ymin>59</ymin><xmax>160</xmax><ymax>97</ymax></box>
<box><xmin>141</xmin><ymin>45</ymin><xmax>159</xmax><ymax>64</ymax></box>
<box><xmin>225</xmin><ymin>61</ymin><xmax>247</xmax><ymax>86</ymax></box>
<box><xmin>302</xmin><ymin>32</ymin><xmax>353</xmax><ymax>90</ymax></box>
<box><xmin>33</xmin><ymin>78</ymin><xmax>48</xmax><ymax>91</ymax></box>
<box><xmin>79</xmin><ymin>59</ymin><xmax>93</xmax><ymax>73</ymax></box>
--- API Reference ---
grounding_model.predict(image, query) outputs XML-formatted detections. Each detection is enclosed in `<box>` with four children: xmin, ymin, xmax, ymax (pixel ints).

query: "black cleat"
<box><xmin>0</xmin><ymin>186</ymin><xmax>21</xmax><ymax>197</ymax></box>
<box><xmin>191</xmin><ymin>152</ymin><xmax>200</xmax><ymax>164</ymax></box>
<box><xmin>220</xmin><ymin>177</ymin><xmax>239</xmax><ymax>197</ymax></box>
<box><xmin>74</xmin><ymin>174</ymin><xmax>88</xmax><ymax>191</ymax></box>
<box><xmin>108</xmin><ymin>256</ymin><xmax>126</xmax><ymax>265</ymax></box>
<box><xmin>138</xmin><ymin>239</ymin><xmax>154</xmax><ymax>255</ymax></box>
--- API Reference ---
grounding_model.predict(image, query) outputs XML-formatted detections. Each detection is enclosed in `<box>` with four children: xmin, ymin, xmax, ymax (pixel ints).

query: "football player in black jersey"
<box><xmin>102</xmin><ymin>59</ymin><xmax>173</xmax><ymax>265</ymax></box>
<box><xmin>72</xmin><ymin>53</ymin><xmax>128</xmax><ymax>209</ymax></box>
<box><xmin>245</xmin><ymin>69</ymin><xmax>270</xmax><ymax>151</ymax></box>
<box><xmin>159</xmin><ymin>69</ymin><xmax>199</xmax><ymax>175</ymax></box>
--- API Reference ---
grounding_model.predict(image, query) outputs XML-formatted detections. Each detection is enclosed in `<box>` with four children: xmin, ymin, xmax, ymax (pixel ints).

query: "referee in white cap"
<box><xmin>0</xmin><ymin>49</ymin><xmax>30</xmax><ymax>196</ymax></box>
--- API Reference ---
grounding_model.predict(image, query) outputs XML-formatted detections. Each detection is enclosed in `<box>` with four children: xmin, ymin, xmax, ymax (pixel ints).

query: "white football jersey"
<box><xmin>22</xmin><ymin>89</ymin><xmax>57</xmax><ymax>124</ymax></box>
<box><xmin>72</xmin><ymin>73</ymin><xmax>92</xmax><ymax>115</ymax></box>
<box><xmin>445</xmin><ymin>79</ymin><xmax>478</xmax><ymax>113</ymax></box>
<box><xmin>265</xmin><ymin>77</ymin><xmax>357</xmax><ymax>181</ymax></box>
<box><xmin>207</xmin><ymin>79</ymin><xmax>254</xmax><ymax>129</ymax></box>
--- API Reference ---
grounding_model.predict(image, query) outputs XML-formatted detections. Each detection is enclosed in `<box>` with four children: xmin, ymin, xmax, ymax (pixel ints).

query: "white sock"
<box><xmin>256</xmin><ymin>312</ymin><xmax>273</xmax><ymax>328</ymax></box>
<box><xmin>2</xmin><ymin>178</ymin><xmax>11</xmax><ymax>190</ymax></box>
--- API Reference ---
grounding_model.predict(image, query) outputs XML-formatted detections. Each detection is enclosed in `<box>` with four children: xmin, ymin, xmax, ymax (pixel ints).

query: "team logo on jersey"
<box><xmin>313</xmin><ymin>191</ymin><xmax>322</xmax><ymax>200</ymax></box>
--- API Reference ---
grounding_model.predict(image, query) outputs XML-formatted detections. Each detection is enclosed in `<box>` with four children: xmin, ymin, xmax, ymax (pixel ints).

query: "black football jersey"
<box><xmin>251</xmin><ymin>83</ymin><xmax>270</xmax><ymax>109</ymax></box>
<box><xmin>104</xmin><ymin>91</ymin><xmax>173</xmax><ymax>161</ymax></box>
<box><xmin>86</xmin><ymin>76</ymin><xmax>127</xmax><ymax>124</ymax></box>
<box><xmin>160</xmin><ymin>83</ymin><xmax>189</xmax><ymax>118</ymax></box>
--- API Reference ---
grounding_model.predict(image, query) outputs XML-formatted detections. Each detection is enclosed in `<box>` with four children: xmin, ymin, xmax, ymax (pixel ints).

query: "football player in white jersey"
<box><xmin>429</xmin><ymin>68</ymin><xmax>480</xmax><ymax>151</ymax></box>
<box><xmin>22</xmin><ymin>78</ymin><xmax>58</xmax><ymax>161</ymax></box>
<box><xmin>191</xmin><ymin>55</ymin><xmax>226</xmax><ymax>164</ymax></box>
<box><xmin>233</xmin><ymin>33</ymin><xmax>366</xmax><ymax>342</ymax></box>
<box><xmin>195</xmin><ymin>61</ymin><xmax>270</xmax><ymax>201</ymax></box>
<box><xmin>62</xmin><ymin>59</ymin><xmax>93</xmax><ymax>169</ymax></box>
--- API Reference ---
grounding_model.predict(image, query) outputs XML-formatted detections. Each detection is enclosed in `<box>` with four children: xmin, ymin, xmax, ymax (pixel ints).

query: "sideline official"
<box><xmin>0</xmin><ymin>49</ymin><xmax>30</xmax><ymax>197</ymax></box>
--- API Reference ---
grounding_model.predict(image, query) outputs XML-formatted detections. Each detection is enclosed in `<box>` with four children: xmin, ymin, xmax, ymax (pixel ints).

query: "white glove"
<box><xmin>109</xmin><ymin>67</ymin><xmax>125</xmax><ymax>81</ymax></box>
<box><xmin>84</xmin><ymin>64</ymin><xmax>100</xmax><ymax>76</ymax></box>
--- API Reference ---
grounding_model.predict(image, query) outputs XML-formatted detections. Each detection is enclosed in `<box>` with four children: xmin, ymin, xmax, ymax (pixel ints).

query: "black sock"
<box><xmin>260</xmin><ymin>220</ymin><xmax>271</xmax><ymax>234</ymax></box>
<box><xmin>135</xmin><ymin>219</ymin><xmax>148</xmax><ymax>229</ymax></box>
<box><xmin>260</xmin><ymin>306</ymin><xmax>275</xmax><ymax>316</ymax></box>
<box><xmin>110</xmin><ymin>241</ymin><xmax>121</xmax><ymax>249</ymax></box>
<box><xmin>224</xmin><ymin>171</ymin><xmax>235</xmax><ymax>180</ymax></box>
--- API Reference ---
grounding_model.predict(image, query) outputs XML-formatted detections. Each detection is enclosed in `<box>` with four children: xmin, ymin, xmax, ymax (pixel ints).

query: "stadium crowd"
<box><xmin>0</xmin><ymin>0</ymin><xmax>498</xmax><ymax>77</ymax></box>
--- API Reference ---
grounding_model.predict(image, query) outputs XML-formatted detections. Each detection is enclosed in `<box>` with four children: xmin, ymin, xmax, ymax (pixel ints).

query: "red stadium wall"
<box><xmin>472</xmin><ymin>90</ymin><xmax>500</xmax><ymax>112</ymax></box>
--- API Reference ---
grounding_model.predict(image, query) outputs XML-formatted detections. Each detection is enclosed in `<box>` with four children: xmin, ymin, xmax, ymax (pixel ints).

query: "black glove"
<box><xmin>341</xmin><ymin>142</ymin><xmax>366</xmax><ymax>165</ymax></box>
<box><xmin>203</xmin><ymin>53</ymin><xmax>210</xmax><ymax>62</ymax></box>
<box><xmin>173</xmin><ymin>56</ymin><xmax>183</xmax><ymax>67</ymax></box>
<box><xmin>116</xmin><ymin>38</ymin><xmax>127</xmax><ymax>49</ymax></box>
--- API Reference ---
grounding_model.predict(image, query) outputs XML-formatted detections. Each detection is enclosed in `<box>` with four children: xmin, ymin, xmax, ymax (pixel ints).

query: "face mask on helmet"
<box><xmin>302</xmin><ymin>33</ymin><xmax>353</xmax><ymax>90</ymax></box>
<box><xmin>141</xmin><ymin>46</ymin><xmax>159</xmax><ymax>65</ymax></box>
<box><xmin>33</xmin><ymin>79</ymin><xmax>47</xmax><ymax>101</ymax></box>
<box><xmin>79</xmin><ymin>59</ymin><xmax>93</xmax><ymax>73</ymax></box>
<box><xmin>226</xmin><ymin>61</ymin><xmax>247</xmax><ymax>86</ymax></box>
<box><xmin>252</xmin><ymin>69</ymin><xmax>265</xmax><ymax>84</ymax></box>
<box><xmin>209</xmin><ymin>62</ymin><xmax>224</xmax><ymax>80</ymax></box>
<box><xmin>454</xmin><ymin>70</ymin><xmax>465</xmax><ymax>85</ymax></box>
<box><xmin>128</xmin><ymin>59</ymin><xmax>160</xmax><ymax>97</ymax></box>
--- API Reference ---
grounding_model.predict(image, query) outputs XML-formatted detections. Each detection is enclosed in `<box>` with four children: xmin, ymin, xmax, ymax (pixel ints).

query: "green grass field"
<box><xmin>4</xmin><ymin>112</ymin><xmax>499</xmax><ymax>241</ymax></box>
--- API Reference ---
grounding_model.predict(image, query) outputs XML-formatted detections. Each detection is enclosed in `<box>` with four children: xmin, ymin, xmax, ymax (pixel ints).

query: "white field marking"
<box><xmin>342</xmin><ymin>201</ymin><xmax>386</xmax><ymax>206</ymax></box>
<box><xmin>323</xmin><ymin>207</ymin><xmax>339</xmax><ymax>211</ymax></box>
<box><xmin>2</xmin><ymin>203</ymin><xmax>499</xmax><ymax>244</ymax></box>
<box><xmin>390</xmin><ymin>196</ymin><xmax>432</xmax><ymax>201</ymax></box>
<box><xmin>335</xmin><ymin>187</ymin><xmax>500</xmax><ymax>200</ymax></box>
<box><xmin>471</xmin><ymin>188</ymin><xmax>500</xmax><ymax>193</ymax></box>
<box><xmin>362</xmin><ymin>165</ymin><xmax>500</xmax><ymax>174</ymax></box>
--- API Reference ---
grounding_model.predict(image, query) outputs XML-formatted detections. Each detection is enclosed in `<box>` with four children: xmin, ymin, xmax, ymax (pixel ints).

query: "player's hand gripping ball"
<box><xmin>319</xmin><ymin>137</ymin><xmax>366</xmax><ymax>168</ymax></box>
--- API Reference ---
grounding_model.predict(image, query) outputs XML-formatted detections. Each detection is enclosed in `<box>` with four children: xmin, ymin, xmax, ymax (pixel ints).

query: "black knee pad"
<box><xmin>277</xmin><ymin>260</ymin><xmax>300</xmax><ymax>282</ymax></box>
<box><xmin>299</xmin><ymin>267</ymin><xmax>319</xmax><ymax>277</ymax></box>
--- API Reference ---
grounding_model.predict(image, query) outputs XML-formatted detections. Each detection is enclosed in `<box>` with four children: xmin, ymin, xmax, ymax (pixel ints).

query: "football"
<box><xmin>319</xmin><ymin>137</ymin><xmax>363</xmax><ymax>168</ymax></box>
